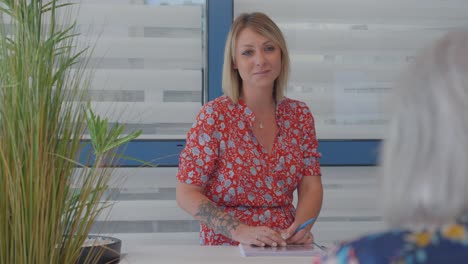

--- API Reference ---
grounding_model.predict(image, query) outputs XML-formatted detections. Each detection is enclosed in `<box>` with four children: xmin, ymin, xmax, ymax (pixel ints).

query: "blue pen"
<box><xmin>291</xmin><ymin>217</ymin><xmax>327</xmax><ymax>250</ymax></box>
<box><xmin>292</xmin><ymin>217</ymin><xmax>315</xmax><ymax>235</ymax></box>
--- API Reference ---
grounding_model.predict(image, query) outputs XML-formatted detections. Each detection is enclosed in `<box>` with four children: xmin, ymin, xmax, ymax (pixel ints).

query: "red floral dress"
<box><xmin>176</xmin><ymin>95</ymin><xmax>321</xmax><ymax>245</ymax></box>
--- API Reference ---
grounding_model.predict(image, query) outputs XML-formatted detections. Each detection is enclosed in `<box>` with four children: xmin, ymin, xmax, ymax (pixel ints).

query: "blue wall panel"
<box><xmin>319</xmin><ymin>140</ymin><xmax>381</xmax><ymax>166</ymax></box>
<box><xmin>207</xmin><ymin>0</ymin><xmax>233</xmax><ymax>101</ymax></box>
<box><xmin>80</xmin><ymin>140</ymin><xmax>381</xmax><ymax>167</ymax></box>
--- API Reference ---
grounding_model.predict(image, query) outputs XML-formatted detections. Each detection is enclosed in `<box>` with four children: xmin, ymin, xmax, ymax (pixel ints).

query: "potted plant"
<box><xmin>0</xmin><ymin>1</ymin><xmax>141</xmax><ymax>263</ymax></box>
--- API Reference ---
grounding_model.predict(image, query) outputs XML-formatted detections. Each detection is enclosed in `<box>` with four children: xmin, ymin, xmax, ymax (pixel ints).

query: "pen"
<box><xmin>292</xmin><ymin>217</ymin><xmax>315</xmax><ymax>236</ymax></box>
<box><xmin>291</xmin><ymin>217</ymin><xmax>327</xmax><ymax>250</ymax></box>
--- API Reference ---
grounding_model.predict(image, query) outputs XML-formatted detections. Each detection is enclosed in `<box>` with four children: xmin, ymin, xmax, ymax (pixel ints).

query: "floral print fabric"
<box><xmin>322</xmin><ymin>221</ymin><xmax>468</xmax><ymax>264</ymax></box>
<box><xmin>176</xmin><ymin>95</ymin><xmax>321</xmax><ymax>245</ymax></box>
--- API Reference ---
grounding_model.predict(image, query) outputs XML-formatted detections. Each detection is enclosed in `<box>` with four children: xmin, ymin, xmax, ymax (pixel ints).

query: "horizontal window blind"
<box><xmin>72</xmin><ymin>0</ymin><xmax>206</xmax><ymax>139</ymax></box>
<box><xmin>235</xmin><ymin>0</ymin><xmax>468</xmax><ymax>139</ymax></box>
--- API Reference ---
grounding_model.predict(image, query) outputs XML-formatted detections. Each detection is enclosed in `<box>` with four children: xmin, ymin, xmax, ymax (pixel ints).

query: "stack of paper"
<box><xmin>239</xmin><ymin>243</ymin><xmax>326</xmax><ymax>257</ymax></box>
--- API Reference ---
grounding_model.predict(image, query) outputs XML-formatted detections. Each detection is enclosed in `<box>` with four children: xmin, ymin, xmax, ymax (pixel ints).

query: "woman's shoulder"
<box><xmin>201</xmin><ymin>95</ymin><xmax>235</xmax><ymax>112</ymax></box>
<box><xmin>279</xmin><ymin>97</ymin><xmax>314</xmax><ymax>125</ymax></box>
<box><xmin>198</xmin><ymin>95</ymin><xmax>234</xmax><ymax>117</ymax></box>
<box><xmin>279</xmin><ymin>97</ymin><xmax>312</xmax><ymax>115</ymax></box>
<box><xmin>280</xmin><ymin>97</ymin><xmax>309</xmax><ymax>108</ymax></box>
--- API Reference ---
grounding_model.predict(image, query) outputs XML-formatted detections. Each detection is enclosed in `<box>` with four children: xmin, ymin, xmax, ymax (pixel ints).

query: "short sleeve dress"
<box><xmin>176</xmin><ymin>95</ymin><xmax>321</xmax><ymax>245</ymax></box>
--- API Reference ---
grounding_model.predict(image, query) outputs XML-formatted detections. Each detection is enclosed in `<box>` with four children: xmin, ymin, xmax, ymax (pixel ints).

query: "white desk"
<box><xmin>121</xmin><ymin>245</ymin><xmax>319</xmax><ymax>264</ymax></box>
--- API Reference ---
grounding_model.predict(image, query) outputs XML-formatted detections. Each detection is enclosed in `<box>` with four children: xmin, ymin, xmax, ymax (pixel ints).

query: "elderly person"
<box><xmin>323</xmin><ymin>31</ymin><xmax>468</xmax><ymax>263</ymax></box>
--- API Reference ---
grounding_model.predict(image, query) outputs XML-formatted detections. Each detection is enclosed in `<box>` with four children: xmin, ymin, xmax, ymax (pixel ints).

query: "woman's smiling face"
<box><xmin>234</xmin><ymin>27</ymin><xmax>282</xmax><ymax>92</ymax></box>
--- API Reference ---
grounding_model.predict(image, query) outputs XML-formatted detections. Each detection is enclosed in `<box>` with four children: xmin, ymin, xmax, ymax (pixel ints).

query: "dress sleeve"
<box><xmin>176</xmin><ymin>103</ymin><xmax>219</xmax><ymax>188</ymax></box>
<box><xmin>299</xmin><ymin>103</ymin><xmax>322</xmax><ymax>176</ymax></box>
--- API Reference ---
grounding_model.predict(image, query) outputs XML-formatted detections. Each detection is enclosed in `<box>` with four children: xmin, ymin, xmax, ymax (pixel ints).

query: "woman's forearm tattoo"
<box><xmin>195</xmin><ymin>200</ymin><xmax>241</xmax><ymax>238</ymax></box>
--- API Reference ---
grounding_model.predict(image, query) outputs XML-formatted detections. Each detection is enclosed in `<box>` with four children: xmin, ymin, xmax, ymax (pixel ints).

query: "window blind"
<box><xmin>74</xmin><ymin>0</ymin><xmax>206</xmax><ymax>139</ymax></box>
<box><xmin>235</xmin><ymin>0</ymin><xmax>468</xmax><ymax>139</ymax></box>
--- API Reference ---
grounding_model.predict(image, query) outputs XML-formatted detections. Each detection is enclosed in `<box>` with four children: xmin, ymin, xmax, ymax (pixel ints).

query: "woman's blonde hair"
<box><xmin>222</xmin><ymin>12</ymin><xmax>290</xmax><ymax>103</ymax></box>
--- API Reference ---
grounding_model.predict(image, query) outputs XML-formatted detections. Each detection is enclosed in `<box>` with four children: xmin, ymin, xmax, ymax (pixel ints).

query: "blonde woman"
<box><xmin>176</xmin><ymin>12</ymin><xmax>323</xmax><ymax>246</ymax></box>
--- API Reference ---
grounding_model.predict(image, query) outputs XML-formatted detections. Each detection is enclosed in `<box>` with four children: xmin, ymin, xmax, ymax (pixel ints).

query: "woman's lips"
<box><xmin>254</xmin><ymin>70</ymin><xmax>270</xmax><ymax>75</ymax></box>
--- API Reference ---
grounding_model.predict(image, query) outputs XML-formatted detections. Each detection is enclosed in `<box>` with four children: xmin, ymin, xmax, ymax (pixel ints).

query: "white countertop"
<box><xmin>121</xmin><ymin>245</ymin><xmax>319</xmax><ymax>264</ymax></box>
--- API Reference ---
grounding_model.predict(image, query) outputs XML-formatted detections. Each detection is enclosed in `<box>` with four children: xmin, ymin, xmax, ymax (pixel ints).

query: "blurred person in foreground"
<box><xmin>323</xmin><ymin>31</ymin><xmax>468</xmax><ymax>263</ymax></box>
<box><xmin>175</xmin><ymin>12</ymin><xmax>323</xmax><ymax>246</ymax></box>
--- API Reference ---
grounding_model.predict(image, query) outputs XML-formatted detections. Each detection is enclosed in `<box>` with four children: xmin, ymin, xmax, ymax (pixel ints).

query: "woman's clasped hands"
<box><xmin>233</xmin><ymin>225</ymin><xmax>286</xmax><ymax>247</ymax></box>
<box><xmin>234</xmin><ymin>223</ymin><xmax>313</xmax><ymax>247</ymax></box>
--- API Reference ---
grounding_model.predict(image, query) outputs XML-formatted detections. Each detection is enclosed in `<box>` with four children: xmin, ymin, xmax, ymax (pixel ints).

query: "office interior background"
<box><xmin>72</xmin><ymin>0</ymin><xmax>468</xmax><ymax>250</ymax></box>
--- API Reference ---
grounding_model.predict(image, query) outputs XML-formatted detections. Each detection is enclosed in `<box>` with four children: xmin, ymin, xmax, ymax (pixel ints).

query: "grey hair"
<box><xmin>381</xmin><ymin>31</ymin><xmax>468</xmax><ymax>229</ymax></box>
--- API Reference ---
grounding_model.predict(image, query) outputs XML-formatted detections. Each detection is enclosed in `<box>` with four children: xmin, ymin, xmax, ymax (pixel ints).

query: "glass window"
<box><xmin>76</xmin><ymin>0</ymin><xmax>206</xmax><ymax>139</ymax></box>
<box><xmin>235</xmin><ymin>0</ymin><xmax>468</xmax><ymax>139</ymax></box>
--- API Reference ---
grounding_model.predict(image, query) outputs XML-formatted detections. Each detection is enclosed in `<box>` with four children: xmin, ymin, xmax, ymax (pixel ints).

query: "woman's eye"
<box><xmin>242</xmin><ymin>50</ymin><xmax>253</xmax><ymax>56</ymax></box>
<box><xmin>265</xmin><ymin>46</ymin><xmax>276</xmax><ymax>52</ymax></box>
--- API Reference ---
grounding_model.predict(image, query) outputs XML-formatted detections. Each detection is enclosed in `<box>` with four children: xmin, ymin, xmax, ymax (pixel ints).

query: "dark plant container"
<box><xmin>77</xmin><ymin>235</ymin><xmax>122</xmax><ymax>264</ymax></box>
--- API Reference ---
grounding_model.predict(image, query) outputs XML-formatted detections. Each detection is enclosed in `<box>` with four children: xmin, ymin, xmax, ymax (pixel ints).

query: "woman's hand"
<box><xmin>281</xmin><ymin>223</ymin><xmax>314</xmax><ymax>245</ymax></box>
<box><xmin>284</xmin><ymin>175</ymin><xmax>322</xmax><ymax>245</ymax></box>
<box><xmin>233</xmin><ymin>224</ymin><xmax>287</xmax><ymax>247</ymax></box>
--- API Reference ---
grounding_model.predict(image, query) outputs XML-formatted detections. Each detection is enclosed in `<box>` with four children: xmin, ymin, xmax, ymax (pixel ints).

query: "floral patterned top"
<box><xmin>176</xmin><ymin>95</ymin><xmax>321</xmax><ymax>245</ymax></box>
<box><xmin>322</xmin><ymin>220</ymin><xmax>468</xmax><ymax>264</ymax></box>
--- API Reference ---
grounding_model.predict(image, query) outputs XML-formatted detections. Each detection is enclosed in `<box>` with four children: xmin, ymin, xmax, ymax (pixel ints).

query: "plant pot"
<box><xmin>77</xmin><ymin>235</ymin><xmax>122</xmax><ymax>264</ymax></box>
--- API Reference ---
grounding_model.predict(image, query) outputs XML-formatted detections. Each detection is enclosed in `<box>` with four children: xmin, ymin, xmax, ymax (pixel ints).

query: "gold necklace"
<box><xmin>259</xmin><ymin>121</ymin><xmax>264</xmax><ymax>129</ymax></box>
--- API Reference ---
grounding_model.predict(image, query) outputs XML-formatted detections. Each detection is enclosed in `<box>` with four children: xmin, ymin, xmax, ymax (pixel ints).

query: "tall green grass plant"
<box><xmin>0</xmin><ymin>1</ymin><xmax>141</xmax><ymax>263</ymax></box>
